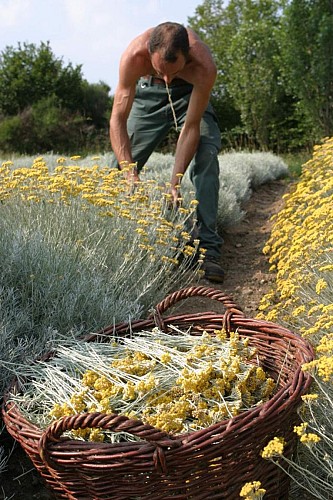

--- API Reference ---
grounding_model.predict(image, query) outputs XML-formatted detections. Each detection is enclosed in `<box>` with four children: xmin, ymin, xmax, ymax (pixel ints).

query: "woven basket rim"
<box><xmin>1</xmin><ymin>286</ymin><xmax>315</xmax><ymax>499</ymax></box>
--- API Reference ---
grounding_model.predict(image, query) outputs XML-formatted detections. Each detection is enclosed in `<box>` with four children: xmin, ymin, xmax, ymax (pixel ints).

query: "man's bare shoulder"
<box><xmin>119</xmin><ymin>29</ymin><xmax>152</xmax><ymax>81</ymax></box>
<box><xmin>178</xmin><ymin>28</ymin><xmax>216</xmax><ymax>88</ymax></box>
<box><xmin>187</xmin><ymin>29</ymin><xmax>216</xmax><ymax>68</ymax></box>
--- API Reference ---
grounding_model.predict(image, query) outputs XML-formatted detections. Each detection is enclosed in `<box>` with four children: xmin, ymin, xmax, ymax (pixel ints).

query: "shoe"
<box><xmin>202</xmin><ymin>256</ymin><xmax>225</xmax><ymax>283</ymax></box>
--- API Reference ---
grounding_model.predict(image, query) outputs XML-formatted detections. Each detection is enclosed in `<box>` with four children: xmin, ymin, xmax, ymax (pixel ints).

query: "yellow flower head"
<box><xmin>261</xmin><ymin>437</ymin><xmax>286</xmax><ymax>459</ymax></box>
<box><xmin>240</xmin><ymin>481</ymin><xmax>266</xmax><ymax>499</ymax></box>
<box><xmin>300</xmin><ymin>433</ymin><xmax>321</xmax><ymax>445</ymax></box>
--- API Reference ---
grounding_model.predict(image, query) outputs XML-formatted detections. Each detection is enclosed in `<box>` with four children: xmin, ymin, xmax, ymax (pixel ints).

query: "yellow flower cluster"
<box><xmin>301</xmin><ymin>393</ymin><xmax>318</xmax><ymax>402</ymax></box>
<box><xmin>294</xmin><ymin>422</ymin><xmax>321</xmax><ymax>446</ymax></box>
<box><xmin>0</xmin><ymin>156</ymin><xmax>200</xmax><ymax>267</ymax></box>
<box><xmin>258</xmin><ymin>137</ymin><xmax>333</xmax><ymax>347</ymax></box>
<box><xmin>302</xmin><ymin>355</ymin><xmax>333</xmax><ymax>382</ymax></box>
<box><xmin>239</xmin><ymin>481</ymin><xmax>266</xmax><ymax>499</ymax></box>
<box><xmin>49</xmin><ymin>329</ymin><xmax>275</xmax><ymax>441</ymax></box>
<box><xmin>261</xmin><ymin>437</ymin><xmax>286</xmax><ymax>459</ymax></box>
<box><xmin>302</xmin><ymin>334</ymin><xmax>333</xmax><ymax>382</ymax></box>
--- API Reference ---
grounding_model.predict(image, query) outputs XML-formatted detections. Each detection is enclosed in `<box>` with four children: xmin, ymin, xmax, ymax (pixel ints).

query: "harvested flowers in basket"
<box><xmin>3</xmin><ymin>286</ymin><xmax>314</xmax><ymax>500</ymax></box>
<box><xmin>9</xmin><ymin>325</ymin><xmax>276</xmax><ymax>441</ymax></box>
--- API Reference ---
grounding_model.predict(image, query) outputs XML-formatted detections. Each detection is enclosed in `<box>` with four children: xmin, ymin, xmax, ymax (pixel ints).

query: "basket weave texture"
<box><xmin>3</xmin><ymin>286</ymin><xmax>314</xmax><ymax>500</ymax></box>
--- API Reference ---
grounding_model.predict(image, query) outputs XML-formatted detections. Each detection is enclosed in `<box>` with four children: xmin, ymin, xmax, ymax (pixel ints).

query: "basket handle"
<box><xmin>39</xmin><ymin>412</ymin><xmax>180</xmax><ymax>474</ymax></box>
<box><xmin>150</xmin><ymin>285</ymin><xmax>244</xmax><ymax>332</ymax></box>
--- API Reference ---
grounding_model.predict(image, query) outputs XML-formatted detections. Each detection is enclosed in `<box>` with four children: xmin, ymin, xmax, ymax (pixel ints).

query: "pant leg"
<box><xmin>110</xmin><ymin>80</ymin><xmax>174</xmax><ymax>170</ymax></box>
<box><xmin>110</xmin><ymin>80</ymin><xmax>223</xmax><ymax>258</ymax></box>
<box><xmin>165</xmin><ymin>86</ymin><xmax>223</xmax><ymax>258</ymax></box>
<box><xmin>189</xmin><ymin>104</ymin><xmax>223</xmax><ymax>259</ymax></box>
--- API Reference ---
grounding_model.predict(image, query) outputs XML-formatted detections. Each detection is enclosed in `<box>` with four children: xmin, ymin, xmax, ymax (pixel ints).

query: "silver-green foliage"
<box><xmin>145</xmin><ymin>150</ymin><xmax>288</xmax><ymax>228</ymax></box>
<box><xmin>0</xmin><ymin>189</ymin><xmax>197</xmax><ymax>403</ymax></box>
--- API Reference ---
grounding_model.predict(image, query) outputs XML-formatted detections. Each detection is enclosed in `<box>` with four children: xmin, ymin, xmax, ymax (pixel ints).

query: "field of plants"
<box><xmin>0</xmin><ymin>145</ymin><xmax>332</xmax><ymax>499</ymax></box>
<box><xmin>257</xmin><ymin>137</ymin><xmax>333</xmax><ymax>499</ymax></box>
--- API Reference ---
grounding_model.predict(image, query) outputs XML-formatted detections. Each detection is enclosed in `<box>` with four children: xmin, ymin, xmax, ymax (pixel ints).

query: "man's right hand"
<box><xmin>170</xmin><ymin>185</ymin><xmax>181</xmax><ymax>207</ymax></box>
<box><xmin>119</xmin><ymin>161</ymin><xmax>140</xmax><ymax>192</ymax></box>
<box><xmin>125</xmin><ymin>168</ymin><xmax>140</xmax><ymax>184</ymax></box>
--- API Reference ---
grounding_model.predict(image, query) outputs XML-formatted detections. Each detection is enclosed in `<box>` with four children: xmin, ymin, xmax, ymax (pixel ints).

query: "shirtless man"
<box><xmin>110</xmin><ymin>22</ymin><xmax>224</xmax><ymax>283</ymax></box>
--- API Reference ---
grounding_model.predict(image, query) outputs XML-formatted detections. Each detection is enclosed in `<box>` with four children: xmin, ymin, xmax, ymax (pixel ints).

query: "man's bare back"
<box><xmin>111</xmin><ymin>23</ymin><xmax>218</xmax><ymax>180</ymax></box>
<box><xmin>117</xmin><ymin>27</ymin><xmax>216</xmax><ymax>90</ymax></box>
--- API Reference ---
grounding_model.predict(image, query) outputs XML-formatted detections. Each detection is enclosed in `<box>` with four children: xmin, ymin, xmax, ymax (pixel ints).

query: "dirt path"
<box><xmin>0</xmin><ymin>178</ymin><xmax>290</xmax><ymax>500</ymax></box>
<box><xmin>219</xmin><ymin>178</ymin><xmax>288</xmax><ymax>315</ymax></box>
<box><xmin>166</xmin><ymin>178</ymin><xmax>289</xmax><ymax>318</ymax></box>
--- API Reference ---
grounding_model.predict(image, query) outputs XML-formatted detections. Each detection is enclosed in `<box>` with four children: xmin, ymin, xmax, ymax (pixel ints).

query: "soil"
<box><xmin>167</xmin><ymin>178</ymin><xmax>288</xmax><ymax>318</ymax></box>
<box><xmin>0</xmin><ymin>178</ymin><xmax>289</xmax><ymax>500</ymax></box>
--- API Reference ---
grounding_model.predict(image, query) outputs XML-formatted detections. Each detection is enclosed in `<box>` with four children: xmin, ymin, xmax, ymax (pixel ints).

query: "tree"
<box><xmin>0</xmin><ymin>42</ymin><xmax>112</xmax><ymax>154</ymax></box>
<box><xmin>279</xmin><ymin>0</ymin><xmax>333</xmax><ymax>139</ymax></box>
<box><xmin>0</xmin><ymin>96</ymin><xmax>87</xmax><ymax>154</ymax></box>
<box><xmin>0</xmin><ymin>41</ymin><xmax>84</xmax><ymax>116</ymax></box>
<box><xmin>225</xmin><ymin>0</ymin><xmax>292</xmax><ymax>150</ymax></box>
<box><xmin>188</xmin><ymin>1</ymin><xmax>242</xmax><ymax>137</ymax></box>
<box><xmin>82</xmin><ymin>80</ymin><xmax>112</xmax><ymax>128</ymax></box>
<box><xmin>188</xmin><ymin>0</ymin><xmax>295</xmax><ymax>150</ymax></box>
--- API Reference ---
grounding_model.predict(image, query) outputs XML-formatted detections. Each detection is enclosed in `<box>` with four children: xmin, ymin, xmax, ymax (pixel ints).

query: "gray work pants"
<box><xmin>111</xmin><ymin>77</ymin><xmax>223</xmax><ymax>258</ymax></box>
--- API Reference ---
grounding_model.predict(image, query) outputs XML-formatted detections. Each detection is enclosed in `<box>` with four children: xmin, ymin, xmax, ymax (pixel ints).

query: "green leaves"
<box><xmin>279</xmin><ymin>0</ymin><xmax>333</xmax><ymax>138</ymax></box>
<box><xmin>187</xmin><ymin>0</ymin><xmax>333</xmax><ymax>150</ymax></box>
<box><xmin>0</xmin><ymin>42</ymin><xmax>112</xmax><ymax>154</ymax></box>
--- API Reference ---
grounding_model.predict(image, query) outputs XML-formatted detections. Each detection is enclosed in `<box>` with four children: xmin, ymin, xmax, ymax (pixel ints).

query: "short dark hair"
<box><xmin>148</xmin><ymin>22</ymin><xmax>190</xmax><ymax>62</ymax></box>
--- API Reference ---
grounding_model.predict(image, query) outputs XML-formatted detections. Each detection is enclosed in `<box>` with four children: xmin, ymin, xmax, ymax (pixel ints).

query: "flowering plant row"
<box><xmin>258</xmin><ymin>137</ymin><xmax>333</xmax><ymax>499</ymax></box>
<box><xmin>0</xmin><ymin>156</ymin><xmax>205</xmax><ymax>401</ymax></box>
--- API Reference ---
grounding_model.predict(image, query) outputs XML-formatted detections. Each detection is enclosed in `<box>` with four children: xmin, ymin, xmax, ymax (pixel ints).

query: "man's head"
<box><xmin>148</xmin><ymin>22</ymin><xmax>190</xmax><ymax>62</ymax></box>
<box><xmin>148</xmin><ymin>22</ymin><xmax>190</xmax><ymax>83</ymax></box>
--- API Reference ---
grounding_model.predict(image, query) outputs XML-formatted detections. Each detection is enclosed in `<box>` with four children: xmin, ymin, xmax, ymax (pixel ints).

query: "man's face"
<box><xmin>150</xmin><ymin>51</ymin><xmax>187</xmax><ymax>85</ymax></box>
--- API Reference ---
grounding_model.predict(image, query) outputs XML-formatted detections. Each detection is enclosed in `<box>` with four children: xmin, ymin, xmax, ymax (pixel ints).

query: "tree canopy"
<box><xmin>188</xmin><ymin>0</ymin><xmax>333</xmax><ymax>151</ymax></box>
<box><xmin>0</xmin><ymin>41</ymin><xmax>112</xmax><ymax>154</ymax></box>
<box><xmin>0</xmin><ymin>1</ymin><xmax>332</xmax><ymax>154</ymax></box>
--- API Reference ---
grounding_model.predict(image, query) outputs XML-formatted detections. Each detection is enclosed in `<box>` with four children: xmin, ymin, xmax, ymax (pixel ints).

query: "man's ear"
<box><xmin>146</xmin><ymin>41</ymin><xmax>152</xmax><ymax>55</ymax></box>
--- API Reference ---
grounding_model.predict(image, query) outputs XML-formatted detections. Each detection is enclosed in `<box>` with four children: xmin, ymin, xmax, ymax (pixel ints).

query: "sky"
<box><xmin>0</xmin><ymin>0</ymin><xmax>201</xmax><ymax>92</ymax></box>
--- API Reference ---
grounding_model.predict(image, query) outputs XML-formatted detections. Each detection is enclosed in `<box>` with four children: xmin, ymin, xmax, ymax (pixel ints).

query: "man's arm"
<box><xmin>110</xmin><ymin>46</ymin><xmax>144</xmax><ymax>180</ymax></box>
<box><xmin>169</xmin><ymin>31</ymin><xmax>217</xmax><ymax>200</ymax></box>
<box><xmin>170</xmin><ymin>55</ymin><xmax>217</xmax><ymax>202</ymax></box>
<box><xmin>109</xmin><ymin>84</ymin><xmax>135</xmax><ymax>165</ymax></box>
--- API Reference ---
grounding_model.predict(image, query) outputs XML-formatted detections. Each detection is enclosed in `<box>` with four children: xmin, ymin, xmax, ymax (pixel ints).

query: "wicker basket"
<box><xmin>3</xmin><ymin>286</ymin><xmax>314</xmax><ymax>500</ymax></box>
